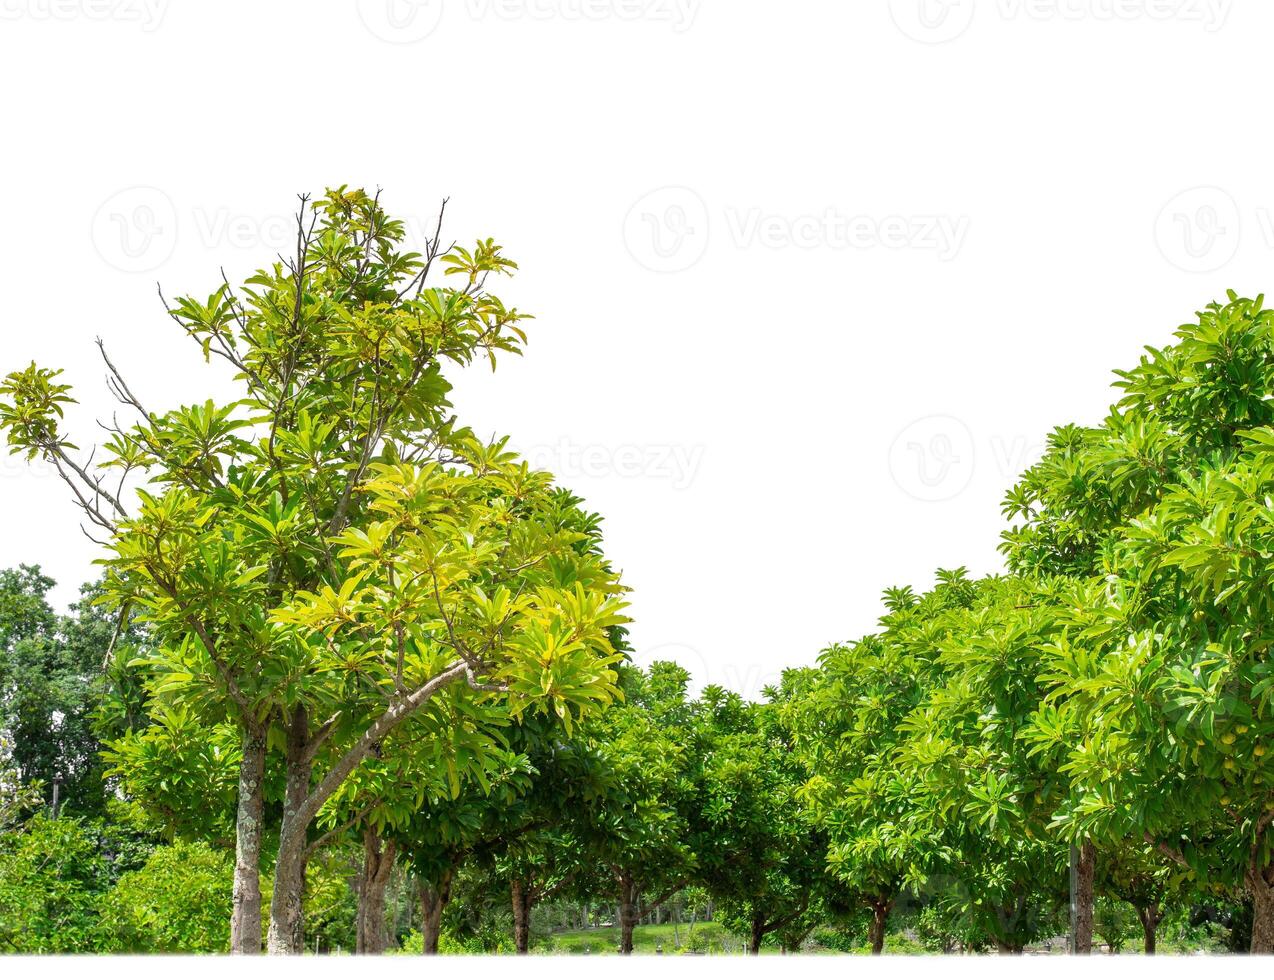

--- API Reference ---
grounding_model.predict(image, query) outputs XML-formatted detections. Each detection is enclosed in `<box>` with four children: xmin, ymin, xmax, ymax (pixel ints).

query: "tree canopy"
<box><xmin>0</xmin><ymin>195</ymin><xmax>1270</xmax><ymax>955</ymax></box>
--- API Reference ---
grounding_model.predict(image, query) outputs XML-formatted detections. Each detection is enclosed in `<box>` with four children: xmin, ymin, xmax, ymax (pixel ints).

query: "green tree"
<box><xmin>789</xmin><ymin>573</ymin><xmax>980</xmax><ymax>952</ymax></box>
<box><xmin>0</xmin><ymin>568</ymin><xmax>127</xmax><ymax>817</ymax></box>
<box><xmin>0</xmin><ymin>733</ymin><xmax>41</xmax><ymax>830</ymax></box>
<box><xmin>99</xmin><ymin>840</ymin><xmax>234</xmax><ymax>952</ymax></box>
<box><xmin>1004</xmin><ymin>293</ymin><xmax>1274</xmax><ymax>951</ymax></box>
<box><xmin>0</xmin><ymin>187</ymin><xmax>628</xmax><ymax>954</ymax></box>
<box><xmin>689</xmin><ymin>685</ymin><xmax>829</xmax><ymax>954</ymax></box>
<box><xmin>575</xmin><ymin>663</ymin><xmax>696</xmax><ymax>954</ymax></box>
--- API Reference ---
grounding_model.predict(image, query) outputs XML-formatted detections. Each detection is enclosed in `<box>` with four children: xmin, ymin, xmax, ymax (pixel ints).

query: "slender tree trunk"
<box><xmin>267</xmin><ymin>707</ymin><xmax>312</xmax><ymax>955</ymax></box>
<box><xmin>265</xmin><ymin>666</ymin><xmax>469</xmax><ymax>953</ymax></box>
<box><xmin>419</xmin><ymin>865</ymin><xmax>455</xmax><ymax>955</ymax></box>
<box><xmin>512</xmin><ymin>878</ymin><xmax>533</xmax><ymax>954</ymax></box>
<box><xmin>1136</xmin><ymin>903</ymin><xmax>1160</xmax><ymax>955</ymax></box>
<box><xmin>747</xmin><ymin>913</ymin><xmax>765</xmax><ymax>955</ymax></box>
<box><xmin>1246</xmin><ymin>860</ymin><xmax>1274</xmax><ymax>954</ymax></box>
<box><xmin>1074</xmin><ymin>840</ymin><xmax>1096</xmax><ymax>954</ymax></box>
<box><xmin>618</xmin><ymin>876</ymin><xmax>638</xmax><ymax>955</ymax></box>
<box><xmin>356</xmin><ymin>829</ymin><xmax>397</xmax><ymax>954</ymax></box>
<box><xmin>230</xmin><ymin>725</ymin><xmax>266</xmax><ymax>954</ymax></box>
<box><xmin>868</xmin><ymin>895</ymin><xmax>893</xmax><ymax>955</ymax></box>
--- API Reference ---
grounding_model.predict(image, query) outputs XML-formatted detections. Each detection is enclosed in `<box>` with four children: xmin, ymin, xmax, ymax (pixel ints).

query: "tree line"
<box><xmin>0</xmin><ymin>188</ymin><xmax>1270</xmax><ymax>953</ymax></box>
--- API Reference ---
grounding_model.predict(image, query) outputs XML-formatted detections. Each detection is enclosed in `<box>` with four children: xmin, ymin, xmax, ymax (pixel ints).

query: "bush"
<box><xmin>99</xmin><ymin>840</ymin><xmax>233</xmax><ymax>952</ymax></box>
<box><xmin>0</xmin><ymin>814</ymin><xmax>106</xmax><ymax>951</ymax></box>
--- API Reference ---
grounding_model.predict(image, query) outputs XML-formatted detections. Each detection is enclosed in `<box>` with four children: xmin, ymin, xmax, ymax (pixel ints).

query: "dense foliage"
<box><xmin>0</xmin><ymin>190</ymin><xmax>1269</xmax><ymax>954</ymax></box>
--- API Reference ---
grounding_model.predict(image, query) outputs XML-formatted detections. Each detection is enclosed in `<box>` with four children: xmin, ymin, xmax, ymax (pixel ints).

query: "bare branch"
<box><xmin>95</xmin><ymin>339</ymin><xmax>150</xmax><ymax>420</ymax></box>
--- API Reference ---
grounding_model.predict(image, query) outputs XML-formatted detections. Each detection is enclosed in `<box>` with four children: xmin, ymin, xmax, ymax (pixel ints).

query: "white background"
<box><xmin>0</xmin><ymin>0</ymin><xmax>1264</xmax><ymax>698</ymax></box>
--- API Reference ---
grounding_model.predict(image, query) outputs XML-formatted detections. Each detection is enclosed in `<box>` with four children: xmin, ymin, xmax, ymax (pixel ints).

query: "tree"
<box><xmin>0</xmin><ymin>733</ymin><xmax>41</xmax><ymax>831</ymax></box>
<box><xmin>401</xmin><ymin>750</ymin><xmax>537</xmax><ymax>954</ymax></box>
<box><xmin>0</xmin><ymin>187</ymin><xmax>629</xmax><ymax>953</ymax></box>
<box><xmin>789</xmin><ymin>573</ymin><xmax>979</xmax><ymax>953</ymax></box>
<box><xmin>314</xmin><ymin>682</ymin><xmax>525</xmax><ymax>954</ymax></box>
<box><xmin>575</xmin><ymin>663</ymin><xmax>696</xmax><ymax>954</ymax></box>
<box><xmin>1098</xmin><ymin>841</ymin><xmax>1178</xmax><ymax>954</ymax></box>
<box><xmin>0</xmin><ymin>567</ymin><xmax>130</xmax><ymax>818</ymax></box>
<box><xmin>1004</xmin><ymin>293</ymin><xmax>1274</xmax><ymax>951</ymax></box>
<box><xmin>689</xmin><ymin>685</ymin><xmax>829</xmax><ymax>954</ymax></box>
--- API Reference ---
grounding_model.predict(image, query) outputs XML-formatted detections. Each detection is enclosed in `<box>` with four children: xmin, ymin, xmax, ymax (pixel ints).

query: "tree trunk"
<box><xmin>230</xmin><ymin>725</ymin><xmax>265</xmax><ymax>955</ymax></box>
<box><xmin>748</xmin><ymin>914</ymin><xmax>764</xmax><ymax>955</ymax></box>
<box><xmin>618</xmin><ymin>876</ymin><xmax>638</xmax><ymax>955</ymax></box>
<box><xmin>1136</xmin><ymin>903</ymin><xmax>1160</xmax><ymax>955</ymax></box>
<box><xmin>512</xmin><ymin>878</ymin><xmax>533</xmax><ymax>954</ymax></box>
<box><xmin>867</xmin><ymin>895</ymin><xmax>893</xmax><ymax>955</ymax></box>
<box><xmin>267</xmin><ymin>707</ymin><xmax>311</xmax><ymax>955</ymax></box>
<box><xmin>419</xmin><ymin>865</ymin><xmax>455</xmax><ymax>955</ymax></box>
<box><xmin>264</xmin><ymin>666</ymin><xmax>469</xmax><ymax>953</ymax></box>
<box><xmin>356</xmin><ymin>829</ymin><xmax>397</xmax><ymax>954</ymax></box>
<box><xmin>995</xmin><ymin>939</ymin><xmax>1023</xmax><ymax>955</ymax></box>
<box><xmin>1074</xmin><ymin>840</ymin><xmax>1096</xmax><ymax>954</ymax></box>
<box><xmin>1247</xmin><ymin>860</ymin><xmax>1274</xmax><ymax>954</ymax></box>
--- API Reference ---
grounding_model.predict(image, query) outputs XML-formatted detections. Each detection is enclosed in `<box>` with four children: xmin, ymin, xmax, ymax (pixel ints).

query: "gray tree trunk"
<box><xmin>1136</xmin><ymin>902</ymin><xmax>1160</xmax><ymax>955</ymax></box>
<box><xmin>266</xmin><ymin>706</ymin><xmax>311</xmax><ymax>955</ymax></box>
<box><xmin>618</xmin><ymin>876</ymin><xmax>637</xmax><ymax>955</ymax></box>
<box><xmin>230</xmin><ymin>725</ymin><xmax>265</xmax><ymax>954</ymax></box>
<box><xmin>356</xmin><ymin>830</ymin><xmax>396</xmax><ymax>954</ymax></box>
<box><xmin>1247</xmin><ymin>861</ymin><xmax>1274</xmax><ymax>954</ymax></box>
<box><xmin>512</xmin><ymin>878</ymin><xmax>533</xmax><ymax>954</ymax></box>
<box><xmin>1074</xmin><ymin>840</ymin><xmax>1096</xmax><ymax>954</ymax></box>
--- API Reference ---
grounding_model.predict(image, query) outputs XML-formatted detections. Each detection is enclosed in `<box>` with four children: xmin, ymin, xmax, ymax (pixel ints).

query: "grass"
<box><xmin>537</xmin><ymin>922</ymin><xmax>859</xmax><ymax>955</ymax></box>
<box><xmin>541</xmin><ymin>921</ymin><xmax>750</xmax><ymax>955</ymax></box>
